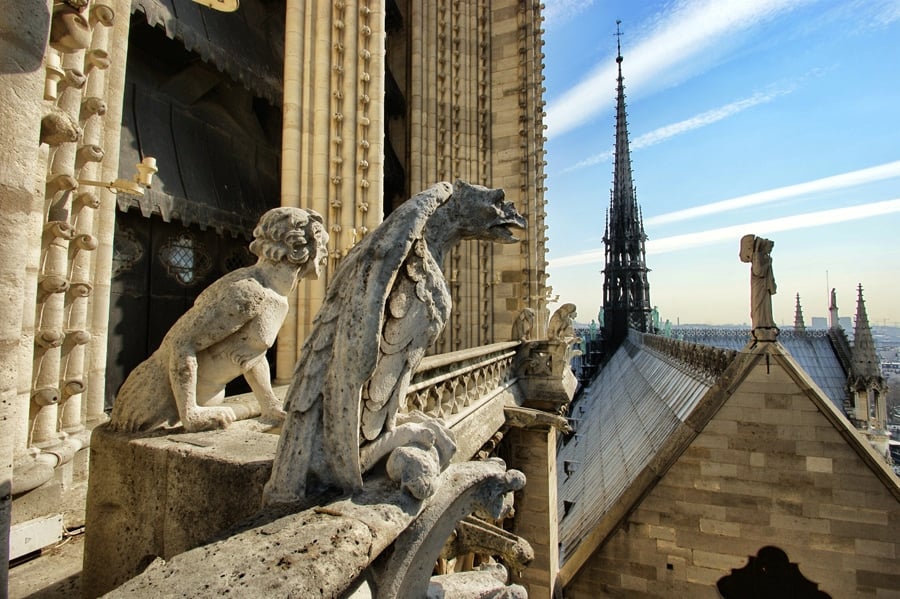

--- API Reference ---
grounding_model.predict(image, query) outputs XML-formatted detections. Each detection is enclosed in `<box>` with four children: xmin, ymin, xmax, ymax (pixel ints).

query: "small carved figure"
<box><xmin>510</xmin><ymin>308</ymin><xmax>536</xmax><ymax>341</ymax></box>
<box><xmin>109</xmin><ymin>207</ymin><xmax>328</xmax><ymax>433</ymax></box>
<box><xmin>548</xmin><ymin>303</ymin><xmax>577</xmax><ymax>343</ymax></box>
<box><xmin>264</xmin><ymin>180</ymin><xmax>526</xmax><ymax>505</ymax></box>
<box><xmin>40</xmin><ymin>108</ymin><xmax>82</xmax><ymax>146</ymax></box>
<box><xmin>740</xmin><ymin>234</ymin><xmax>777</xmax><ymax>339</ymax></box>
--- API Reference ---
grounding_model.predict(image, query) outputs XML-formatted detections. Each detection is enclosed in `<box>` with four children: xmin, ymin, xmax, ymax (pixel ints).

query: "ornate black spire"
<box><xmin>602</xmin><ymin>22</ymin><xmax>652</xmax><ymax>352</ymax></box>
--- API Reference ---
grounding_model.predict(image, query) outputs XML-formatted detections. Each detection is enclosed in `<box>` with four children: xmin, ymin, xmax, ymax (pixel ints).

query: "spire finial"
<box><xmin>615</xmin><ymin>20</ymin><xmax>624</xmax><ymax>63</ymax></box>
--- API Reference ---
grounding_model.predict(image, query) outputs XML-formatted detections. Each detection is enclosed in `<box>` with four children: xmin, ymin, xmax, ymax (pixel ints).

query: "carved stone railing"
<box><xmin>673</xmin><ymin>326</ymin><xmax>832</xmax><ymax>347</ymax></box>
<box><xmin>404</xmin><ymin>341</ymin><xmax>520</xmax><ymax>421</ymax></box>
<box><xmin>636</xmin><ymin>331</ymin><xmax>737</xmax><ymax>383</ymax></box>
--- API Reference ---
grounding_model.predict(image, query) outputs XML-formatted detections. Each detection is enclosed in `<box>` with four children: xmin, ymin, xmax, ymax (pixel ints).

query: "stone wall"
<box><xmin>565</xmin><ymin>352</ymin><xmax>900</xmax><ymax>598</ymax></box>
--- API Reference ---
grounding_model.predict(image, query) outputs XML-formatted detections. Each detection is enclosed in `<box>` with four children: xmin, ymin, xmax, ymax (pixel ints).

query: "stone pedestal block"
<box><xmin>82</xmin><ymin>423</ymin><xmax>278</xmax><ymax>597</ymax></box>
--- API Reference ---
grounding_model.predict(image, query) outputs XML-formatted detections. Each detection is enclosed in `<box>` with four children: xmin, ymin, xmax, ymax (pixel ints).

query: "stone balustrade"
<box><xmin>405</xmin><ymin>341</ymin><xmax>521</xmax><ymax>422</ymax></box>
<box><xmin>636</xmin><ymin>331</ymin><xmax>737</xmax><ymax>382</ymax></box>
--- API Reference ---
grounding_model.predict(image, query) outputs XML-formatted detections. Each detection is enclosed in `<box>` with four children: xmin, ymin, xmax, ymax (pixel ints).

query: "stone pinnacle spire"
<box><xmin>793</xmin><ymin>293</ymin><xmax>806</xmax><ymax>333</ymax></box>
<box><xmin>602</xmin><ymin>21</ymin><xmax>652</xmax><ymax>353</ymax></box>
<box><xmin>852</xmin><ymin>284</ymin><xmax>880</xmax><ymax>379</ymax></box>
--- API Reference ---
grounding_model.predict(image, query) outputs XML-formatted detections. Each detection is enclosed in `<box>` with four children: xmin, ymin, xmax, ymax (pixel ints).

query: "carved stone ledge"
<box><xmin>405</xmin><ymin>341</ymin><xmax>519</xmax><ymax>421</ymax></box>
<box><xmin>504</xmin><ymin>405</ymin><xmax>571</xmax><ymax>433</ymax></box>
<box><xmin>640</xmin><ymin>332</ymin><xmax>737</xmax><ymax>382</ymax></box>
<box><xmin>514</xmin><ymin>340</ymin><xmax>578</xmax><ymax>413</ymax></box>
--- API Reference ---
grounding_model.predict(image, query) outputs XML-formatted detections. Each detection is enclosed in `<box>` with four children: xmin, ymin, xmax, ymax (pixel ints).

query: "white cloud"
<box><xmin>646</xmin><ymin>160</ymin><xmax>900</xmax><ymax>225</ymax></box>
<box><xmin>648</xmin><ymin>198</ymin><xmax>900</xmax><ymax>254</ymax></box>
<box><xmin>544</xmin><ymin>0</ymin><xmax>816</xmax><ymax>138</ymax></box>
<box><xmin>549</xmin><ymin>197</ymin><xmax>900</xmax><ymax>267</ymax></box>
<box><xmin>542</xmin><ymin>0</ymin><xmax>596</xmax><ymax>30</ymax></box>
<box><xmin>561</xmin><ymin>89</ymin><xmax>786</xmax><ymax>173</ymax></box>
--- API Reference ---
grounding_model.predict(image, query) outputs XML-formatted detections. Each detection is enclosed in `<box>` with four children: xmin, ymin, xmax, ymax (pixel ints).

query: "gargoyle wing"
<box><xmin>280</xmin><ymin>182</ymin><xmax>453</xmax><ymax>494</ymax></box>
<box><xmin>360</xmin><ymin>240</ymin><xmax>451</xmax><ymax>441</ymax></box>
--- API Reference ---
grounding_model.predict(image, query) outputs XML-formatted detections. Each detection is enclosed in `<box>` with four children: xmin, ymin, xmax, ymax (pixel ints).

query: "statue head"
<box><xmin>739</xmin><ymin>234</ymin><xmax>755</xmax><ymax>263</ymax></box>
<box><xmin>250</xmin><ymin>207</ymin><xmax>329</xmax><ymax>278</ymax></box>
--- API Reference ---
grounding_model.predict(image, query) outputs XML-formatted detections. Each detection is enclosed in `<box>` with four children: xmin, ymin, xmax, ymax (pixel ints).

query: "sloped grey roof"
<box><xmin>557</xmin><ymin>334</ymin><xmax>724</xmax><ymax>562</ymax></box>
<box><xmin>556</xmin><ymin>331</ymin><xmax>897</xmax><ymax>584</ymax></box>
<box><xmin>674</xmin><ymin>329</ymin><xmax>848</xmax><ymax>412</ymax></box>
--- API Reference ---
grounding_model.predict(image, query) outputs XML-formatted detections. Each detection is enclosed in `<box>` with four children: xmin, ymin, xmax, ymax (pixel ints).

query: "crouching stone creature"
<box><xmin>109</xmin><ymin>207</ymin><xmax>328</xmax><ymax>433</ymax></box>
<box><xmin>264</xmin><ymin>180</ymin><xmax>526</xmax><ymax>505</ymax></box>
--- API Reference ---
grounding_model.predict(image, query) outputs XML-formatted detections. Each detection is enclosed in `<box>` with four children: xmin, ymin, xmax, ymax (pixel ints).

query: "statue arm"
<box><xmin>244</xmin><ymin>357</ymin><xmax>283</xmax><ymax>422</ymax></box>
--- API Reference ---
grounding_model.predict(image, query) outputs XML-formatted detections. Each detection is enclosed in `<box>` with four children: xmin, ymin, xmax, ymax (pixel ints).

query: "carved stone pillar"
<box><xmin>86</xmin><ymin>0</ymin><xmax>130</xmax><ymax>425</ymax></box>
<box><xmin>276</xmin><ymin>0</ymin><xmax>386</xmax><ymax>382</ymax></box>
<box><xmin>0</xmin><ymin>0</ymin><xmax>53</xmax><ymax>586</ymax></box>
<box><xmin>505</xmin><ymin>411</ymin><xmax>562</xmax><ymax>598</ymax></box>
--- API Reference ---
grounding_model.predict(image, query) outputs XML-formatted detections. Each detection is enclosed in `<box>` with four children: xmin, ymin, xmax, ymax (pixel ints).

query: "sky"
<box><xmin>541</xmin><ymin>0</ymin><xmax>900</xmax><ymax>327</ymax></box>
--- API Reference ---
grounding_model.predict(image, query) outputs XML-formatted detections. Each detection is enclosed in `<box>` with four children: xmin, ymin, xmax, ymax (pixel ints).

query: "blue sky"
<box><xmin>541</xmin><ymin>0</ymin><xmax>900</xmax><ymax>327</ymax></box>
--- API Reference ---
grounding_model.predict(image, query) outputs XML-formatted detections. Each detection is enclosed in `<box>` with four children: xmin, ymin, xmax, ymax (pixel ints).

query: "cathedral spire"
<box><xmin>848</xmin><ymin>283</ymin><xmax>888</xmax><ymax>432</ymax></box>
<box><xmin>602</xmin><ymin>21</ymin><xmax>652</xmax><ymax>353</ymax></box>
<box><xmin>793</xmin><ymin>293</ymin><xmax>806</xmax><ymax>333</ymax></box>
<box><xmin>852</xmin><ymin>284</ymin><xmax>880</xmax><ymax>379</ymax></box>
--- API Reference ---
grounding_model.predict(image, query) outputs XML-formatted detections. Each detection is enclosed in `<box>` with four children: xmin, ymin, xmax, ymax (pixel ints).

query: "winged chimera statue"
<box><xmin>263</xmin><ymin>181</ymin><xmax>526</xmax><ymax>505</ymax></box>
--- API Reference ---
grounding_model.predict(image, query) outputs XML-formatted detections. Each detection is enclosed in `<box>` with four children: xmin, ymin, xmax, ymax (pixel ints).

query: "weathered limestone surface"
<box><xmin>82</xmin><ymin>366</ymin><xmax>526</xmax><ymax>597</ymax></box>
<box><xmin>109</xmin><ymin>207</ymin><xmax>328</xmax><ymax>433</ymax></box>
<box><xmin>82</xmin><ymin>422</ymin><xmax>279</xmax><ymax>597</ymax></box>
<box><xmin>516</xmin><ymin>339</ymin><xmax>578</xmax><ymax>413</ymax></box>
<box><xmin>565</xmin><ymin>343</ymin><xmax>900</xmax><ymax>598</ymax></box>
<box><xmin>102</xmin><ymin>461</ymin><xmax>526</xmax><ymax>598</ymax></box>
<box><xmin>102</xmin><ymin>477</ymin><xmax>417</xmax><ymax>598</ymax></box>
<box><xmin>1</xmin><ymin>1</ymin><xmax>53</xmax><ymax>586</ymax></box>
<box><xmin>265</xmin><ymin>181</ymin><xmax>526</xmax><ymax>505</ymax></box>
<box><xmin>740</xmin><ymin>234</ymin><xmax>778</xmax><ymax>341</ymax></box>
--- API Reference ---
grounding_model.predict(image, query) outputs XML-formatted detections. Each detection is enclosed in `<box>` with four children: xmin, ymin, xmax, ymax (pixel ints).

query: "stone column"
<box><xmin>86</xmin><ymin>0</ymin><xmax>131</xmax><ymax>424</ymax></box>
<box><xmin>0</xmin><ymin>0</ymin><xmax>53</xmax><ymax>589</ymax></box>
<box><xmin>275</xmin><ymin>0</ymin><xmax>307</xmax><ymax>380</ymax></box>
<box><xmin>506</xmin><ymin>421</ymin><xmax>560</xmax><ymax>598</ymax></box>
<box><xmin>276</xmin><ymin>0</ymin><xmax>385</xmax><ymax>383</ymax></box>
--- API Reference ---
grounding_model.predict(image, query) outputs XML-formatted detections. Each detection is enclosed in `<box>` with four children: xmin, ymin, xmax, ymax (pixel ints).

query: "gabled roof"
<box><xmin>675</xmin><ymin>329</ymin><xmax>848</xmax><ymax>413</ymax></box>
<box><xmin>556</xmin><ymin>332</ymin><xmax>900</xmax><ymax>587</ymax></box>
<box><xmin>557</xmin><ymin>333</ymin><xmax>742</xmax><ymax>571</ymax></box>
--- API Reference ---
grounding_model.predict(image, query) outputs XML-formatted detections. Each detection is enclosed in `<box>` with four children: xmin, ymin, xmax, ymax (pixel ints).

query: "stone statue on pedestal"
<box><xmin>740</xmin><ymin>234</ymin><xmax>778</xmax><ymax>341</ymax></box>
<box><xmin>109</xmin><ymin>207</ymin><xmax>328</xmax><ymax>432</ymax></box>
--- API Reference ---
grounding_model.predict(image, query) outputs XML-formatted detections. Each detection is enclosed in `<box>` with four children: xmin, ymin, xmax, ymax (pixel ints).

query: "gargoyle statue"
<box><xmin>264</xmin><ymin>181</ymin><xmax>526</xmax><ymax>505</ymax></box>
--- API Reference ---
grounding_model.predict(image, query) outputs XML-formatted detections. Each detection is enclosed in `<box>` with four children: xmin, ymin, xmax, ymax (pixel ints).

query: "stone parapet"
<box><xmin>83</xmin><ymin>344</ymin><xmax>529</xmax><ymax>596</ymax></box>
<box><xmin>82</xmin><ymin>423</ymin><xmax>278</xmax><ymax>597</ymax></box>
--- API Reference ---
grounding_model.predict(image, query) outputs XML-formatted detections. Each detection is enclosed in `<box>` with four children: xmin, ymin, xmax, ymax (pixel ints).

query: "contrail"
<box><xmin>646</xmin><ymin>160</ymin><xmax>900</xmax><ymax>226</ymax></box>
<box><xmin>548</xmin><ymin>198</ymin><xmax>900</xmax><ymax>266</ymax></box>
<box><xmin>561</xmin><ymin>90</ymin><xmax>786</xmax><ymax>174</ymax></box>
<box><xmin>545</xmin><ymin>0</ymin><xmax>816</xmax><ymax>138</ymax></box>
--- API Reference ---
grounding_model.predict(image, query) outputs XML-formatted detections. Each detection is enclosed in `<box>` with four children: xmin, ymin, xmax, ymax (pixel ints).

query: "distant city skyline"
<box><xmin>541</xmin><ymin>0</ymin><xmax>900</xmax><ymax>326</ymax></box>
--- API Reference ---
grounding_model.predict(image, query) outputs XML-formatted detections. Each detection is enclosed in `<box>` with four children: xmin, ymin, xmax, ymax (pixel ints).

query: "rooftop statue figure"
<box><xmin>263</xmin><ymin>181</ymin><xmax>526</xmax><ymax>505</ymax></box>
<box><xmin>109</xmin><ymin>207</ymin><xmax>328</xmax><ymax>432</ymax></box>
<box><xmin>510</xmin><ymin>308</ymin><xmax>536</xmax><ymax>341</ymax></box>
<box><xmin>740</xmin><ymin>234</ymin><xmax>778</xmax><ymax>341</ymax></box>
<box><xmin>548</xmin><ymin>303</ymin><xmax>578</xmax><ymax>343</ymax></box>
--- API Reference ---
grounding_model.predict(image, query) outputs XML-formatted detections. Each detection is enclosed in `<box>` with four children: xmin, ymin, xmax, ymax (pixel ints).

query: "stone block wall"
<box><xmin>565</xmin><ymin>355</ymin><xmax>900</xmax><ymax>598</ymax></box>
